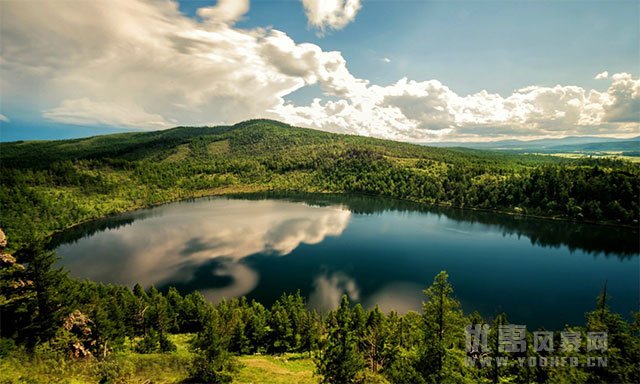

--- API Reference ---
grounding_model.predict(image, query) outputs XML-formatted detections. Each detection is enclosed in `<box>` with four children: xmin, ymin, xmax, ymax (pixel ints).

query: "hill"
<box><xmin>1</xmin><ymin>119</ymin><xmax>638</xmax><ymax>249</ymax></box>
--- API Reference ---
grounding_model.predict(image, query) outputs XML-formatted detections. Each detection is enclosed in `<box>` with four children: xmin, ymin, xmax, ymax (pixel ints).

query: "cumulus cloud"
<box><xmin>0</xmin><ymin>114</ymin><xmax>9</xmax><ymax>123</ymax></box>
<box><xmin>381</xmin><ymin>57</ymin><xmax>391</xmax><ymax>63</ymax></box>
<box><xmin>595</xmin><ymin>71</ymin><xmax>609</xmax><ymax>80</ymax></box>
<box><xmin>603</xmin><ymin>73</ymin><xmax>640</xmax><ymax>123</ymax></box>
<box><xmin>197</xmin><ymin>0</ymin><xmax>249</xmax><ymax>25</ymax></box>
<box><xmin>1</xmin><ymin>0</ymin><xmax>638</xmax><ymax>141</ymax></box>
<box><xmin>274</xmin><ymin>72</ymin><xmax>640</xmax><ymax>141</ymax></box>
<box><xmin>0</xmin><ymin>0</ymin><xmax>365</xmax><ymax>131</ymax></box>
<box><xmin>302</xmin><ymin>0</ymin><xmax>361</xmax><ymax>33</ymax></box>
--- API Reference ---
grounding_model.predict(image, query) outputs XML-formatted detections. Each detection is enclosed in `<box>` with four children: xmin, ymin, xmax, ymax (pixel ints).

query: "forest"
<box><xmin>0</xmin><ymin>119</ymin><xmax>639</xmax><ymax>383</ymax></box>
<box><xmin>0</xmin><ymin>119</ymin><xmax>638</xmax><ymax>251</ymax></box>
<box><xmin>1</xmin><ymin>230</ymin><xmax>638</xmax><ymax>383</ymax></box>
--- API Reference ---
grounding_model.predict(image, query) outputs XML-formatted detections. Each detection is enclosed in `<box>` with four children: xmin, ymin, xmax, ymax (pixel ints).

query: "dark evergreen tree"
<box><xmin>188</xmin><ymin>314</ymin><xmax>238</xmax><ymax>384</ymax></box>
<box><xmin>315</xmin><ymin>295</ymin><xmax>365</xmax><ymax>384</ymax></box>
<box><xmin>417</xmin><ymin>271</ymin><xmax>467</xmax><ymax>383</ymax></box>
<box><xmin>17</xmin><ymin>242</ymin><xmax>67</xmax><ymax>349</ymax></box>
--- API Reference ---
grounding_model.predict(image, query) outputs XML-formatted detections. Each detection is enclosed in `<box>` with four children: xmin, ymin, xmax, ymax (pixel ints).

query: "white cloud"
<box><xmin>43</xmin><ymin>98</ymin><xmax>172</xmax><ymax>129</ymax></box>
<box><xmin>595</xmin><ymin>71</ymin><xmax>609</xmax><ymax>80</ymax></box>
<box><xmin>0</xmin><ymin>0</ymin><xmax>366</xmax><ymax>130</ymax></box>
<box><xmin>274</xmin><ymin>73</ymin><xmax>640</xmax><ymax>141</ymax></box>
<box><xmin>197</xmin><ymin>0</ymin><xmax>249</xmax><ymax>25</ymax></box>
<box><xmin>382</xmin><ymin>57</ymin><xmax>391</xmax><ymax>63</ymax></box>
<box><xmin>0</xmin><ymin>114</ymin><xmax>9</xmax><ymax>123</ymax></box>
<box><xmin>603</xmin><ymin>73</ymin><xmax>640</xmax><ymax>123</ymax></box>
<box><xmin>301</xmin><ymin>0</ymin><xmax>361</xmax><ymax>33</ymax></box>
<box><xmin>1</xmin><ymin>0</ymin><xmax>638</xmax><ymax>141</ymax></box>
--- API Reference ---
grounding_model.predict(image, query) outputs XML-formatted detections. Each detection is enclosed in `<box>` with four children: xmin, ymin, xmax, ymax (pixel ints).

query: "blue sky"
<box><xmin>232</xmin><ymin>0</ymin><xmax>638</xmax><ymax>95</ymax></box>
<box><xmin>1</xmin><ymin>0</ymin><xmax>638</xmax><ymax>142</ymax></box>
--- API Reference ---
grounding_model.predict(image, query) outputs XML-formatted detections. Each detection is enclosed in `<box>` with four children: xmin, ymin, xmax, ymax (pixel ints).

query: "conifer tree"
<box><xmin>316</xmin><ymin>295</ymin><xmax>365</xmax><ymax>384</ymax></box>
<box><xmin>418</xmin><ymin>271</ymin><xmax>466</xmax><ymax>383</ymax></box>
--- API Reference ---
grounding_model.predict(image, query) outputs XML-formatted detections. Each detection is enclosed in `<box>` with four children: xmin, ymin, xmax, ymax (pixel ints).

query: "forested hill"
<box><xmin>1</xmin><ymin>119</ymin><xmax>638</xmax><ymax>249</ymax></box>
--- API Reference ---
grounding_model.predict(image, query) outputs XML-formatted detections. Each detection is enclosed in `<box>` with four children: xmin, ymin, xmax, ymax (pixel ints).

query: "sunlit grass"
<box><xmin>0</xmin><ymin>335</ymin><xmax>323</xmax><ymax>384</ymax></box>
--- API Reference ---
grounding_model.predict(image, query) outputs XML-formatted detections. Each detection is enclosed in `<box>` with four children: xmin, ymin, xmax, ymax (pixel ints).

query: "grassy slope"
<box><xmin>0</xmin><ymin>334</ymin><xmax>319</xmax><ymax>384</ymax></box>
<box><xmin>1</xmin><ymin>119</ymin><xmax>555</xmax><ymax>169</ymax></box>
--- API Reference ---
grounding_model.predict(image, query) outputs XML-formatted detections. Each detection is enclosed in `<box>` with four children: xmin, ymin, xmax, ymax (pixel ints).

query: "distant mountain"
<box><xmin>540</xmin><ymin>140</ymin><xmax>640</xmax><ymax>154</ymax></box>
<box><xmin>425</xmin><ymin>136</ymin><xmax>640</xmax><ymax>153</ymax></box>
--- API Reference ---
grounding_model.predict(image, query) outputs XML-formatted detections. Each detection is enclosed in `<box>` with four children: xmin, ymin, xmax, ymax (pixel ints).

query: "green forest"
<box><xmin>1</xmin><ymin>119</ymin><xmax>639</xmax><ymax>383</ymax></box>
<box><xmin>1</xmin><ymin>119</ymin><xmax>638</xmax><ymax>250</ymax></box>
<box><xmin>1</xmin><ymin>230</ymin><xmax>638</xmax><ymax>383</ymax></box>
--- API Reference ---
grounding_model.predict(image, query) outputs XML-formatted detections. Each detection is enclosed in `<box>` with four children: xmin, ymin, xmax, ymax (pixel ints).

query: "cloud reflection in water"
<box><xmin>308</xmin><ymin>272</ymin><xmax>361</xmax><ymax>312</ymax></box>
<box><xmin>56</xmin><ymin>198</ymin><xmax>351</xmax><ymax>302</ymax></box>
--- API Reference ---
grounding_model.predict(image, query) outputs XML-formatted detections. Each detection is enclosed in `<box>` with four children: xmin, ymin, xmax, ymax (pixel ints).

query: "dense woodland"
<box><xmin>1</xmin><ymin>119</ymin><xmax>638</xmax><ymax>250</ymax></box>
<box><xmin>0</xmin><ymin>120</ymin><xmax>639</xmax><ymax>383</ymax></box>
<box><xmin>0</xmin><ymin>231</ymin><xmax>638</xmax><ymax>383</ymax></box>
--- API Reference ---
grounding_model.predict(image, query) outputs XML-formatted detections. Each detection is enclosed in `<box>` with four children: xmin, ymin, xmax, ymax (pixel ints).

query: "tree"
<box><xmin>244</xmin><ymin>300</ymin><xmax>269</xmax><ymax>353</ymax></box>
<box><xmin>188</xmin><ymin>314</ymin><xmax>238</xmax><ymax>384</ymax></box>
<box><xmin>363</xmin><ymin>305</ymin><xmax>386</xmax><ymax>373</ymax></box>
<box><xmin>583</xmin><ymin>284</ymin><xmax>640</xmax><ymax>384</ymax></box>
<box><xmin>165</xmin><ymin>286</ymin><xmax>183</xmax><ymax>333</ymax></box>
<box><xmin>418</xmin><ymin>271</ymin><xmax>466</xmax><ymax>383</ymax></box>
<box><xmin>17</xmin><ymin>242</ymin><xmax>67</xmax><ymax>349</ymax></box>
<box><xmin>0</xmin><ymin>229</ymin><xmax>34</xmax><ymax>341</ymax></box>
<box><xmin>268</xmin><ymin>300</ymin><xmax>293</xmax><ymax>353</ymax></box>
<box><xmin>316</xmin><ymin>295</ymin><xmax>365</xmax><ymax>384</ymax></box>
<box><xmin>300</xmin><ymin>309</ymin><xmax>321</xmax><ymax>357</ymax></box>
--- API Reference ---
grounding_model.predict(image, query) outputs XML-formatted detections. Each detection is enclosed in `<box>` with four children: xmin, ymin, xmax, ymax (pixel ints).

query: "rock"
<box><xmin>0</xmin><ymin>229</ymin><xmax>6</xmax><ymax>249</ymax></box>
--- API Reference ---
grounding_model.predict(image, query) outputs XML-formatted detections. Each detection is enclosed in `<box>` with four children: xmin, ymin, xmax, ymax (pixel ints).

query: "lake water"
<box><xmin>52</xmin><ymin>193</ymin><xmax>639</xmax><ymax>329</ymax></box>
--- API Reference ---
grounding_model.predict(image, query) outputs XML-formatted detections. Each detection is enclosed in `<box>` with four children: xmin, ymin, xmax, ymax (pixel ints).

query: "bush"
<box><xmin>134</xmin><ymin>330</ymin><xmax>176</xmax><ymax>353</ymax></box>
<box><xmin>187</xmin><ymin>354</ymin><xmax>236</xmax><ymax>384</ymax></box>
<box><xmin>0</xmin><ymin>338</ymin><xmax>16</xmax><ymax>358</ymax></box>
<box><xmin>94</xmin><ymin>359</ymin><xmax>134</xmax><ymax>384</ymax></box>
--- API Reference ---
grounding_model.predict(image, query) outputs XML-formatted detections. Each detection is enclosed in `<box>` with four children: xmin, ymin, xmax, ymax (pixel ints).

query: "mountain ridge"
<box><xmin>423</xmin><ymin>135</ymin><xmax>640</xmax><ymax>150</ymax></box>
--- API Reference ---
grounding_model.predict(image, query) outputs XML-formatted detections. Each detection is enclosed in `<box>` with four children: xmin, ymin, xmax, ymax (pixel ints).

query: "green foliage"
<box><xmin>0</xmin><ymin>216</ymin><xmax>638</xmax><ymax>383</ymax></box>
<box><xmin>417</xmin><ymin>271</ymin><xmax>469</xmax><ymax>383</ymax></box>
<box><xmin>316</xmin><ymin>295</ymin><xmax>366</xmax><ymax>384</ymax></box>
<box><xmin>187</xmin><ymin>316</ymin><xmax>239</xmax><ymax>384</ymax></box>
<box><xmin>1</xmin><ymin>120</ymin><xmax>637</xmax><ymax>250</ymax></box>
<box><xmin>134</xmin><ymin>329</ymin><xmax>176</xmax><ymax>354</ymax></box>
<box><xmin>1</xmin><ymin>261</ymin><xmax>639</xmax><ymax>383</ymax></box>
<box><xmin>0</xmin><ymin>338</ymin><xmax>16</xmax><ymax>358</ymax></box>
<box><xmin>94</xmin><ymin>358</ymin><xmax>134</xmax><ymax>384</ymax></box>
<box><xmin>1</xmin><ymin>242</ymin><xmax>68</xmax><ymax>349</ymax></box>
<box><xmin>384</xmin><ymin>350</ymin><xmax>425</xmax><ymax>384</ymax></box>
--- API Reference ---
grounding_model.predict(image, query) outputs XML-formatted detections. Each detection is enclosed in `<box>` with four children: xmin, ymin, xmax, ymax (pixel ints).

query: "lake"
<box><xmin>52</xmin><ymin>193</ymin><xmax>639</xmax><ymax>329</ymax></box>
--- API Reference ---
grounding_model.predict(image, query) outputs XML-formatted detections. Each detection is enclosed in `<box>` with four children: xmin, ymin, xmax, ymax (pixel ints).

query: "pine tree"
<box><xmin>188</xmin><ymin>314</ymin><xmax>238</xmax><ymax>384</ymax></box>
<box><xmin>300</xmin><ymin>309</ymin><xmax>321</xmax><ymax>357</ymax></box>
<box><xmin>584</xmin><ymin>284</ymin><xmax>640</xmax><ymax>384</ymax></box>
<box><xmin>268</xmin><ymin>300</ymin><xmax>293</xmax><ymax>353</ymax></box>
<box><xmin>316</xmin><ymin>295</ymin><xmax>365</xmax><ymax>384</ymax></box>
<box><xmin>418</xmin><ymin>271</ymin><xmax>466</xmax><ymax>383</ymax></box>
<box><xmin>244</xmin><ymin>300</ymin><xmax>268</xmax><ymax>353</ymax></box>
<box><xmin>364</xmin><ymin>305</ymin><xmax>386</xmax><ymax>372</ymax></box>
<box><xmin>17</xmin><ymin>242</ymin><xmax>67</xmax><ymax>349</ymax></box>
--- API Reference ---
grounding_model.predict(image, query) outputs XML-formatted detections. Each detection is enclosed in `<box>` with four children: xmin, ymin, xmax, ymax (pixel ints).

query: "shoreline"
<box><xmin>43</xmin><ymin>187</ymin><xmax>639</xmax><ymax>244</ymax></box>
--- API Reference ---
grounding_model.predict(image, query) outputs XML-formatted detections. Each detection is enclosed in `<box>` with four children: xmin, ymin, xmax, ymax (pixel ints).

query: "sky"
<box><xmin>0</xmin><ymin>0</ymin><xmax>638</xmax><ymax>142</ymax></box>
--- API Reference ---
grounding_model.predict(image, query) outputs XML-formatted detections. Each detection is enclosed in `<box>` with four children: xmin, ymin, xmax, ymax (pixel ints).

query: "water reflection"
<box><xmin>234</xmin><ymin>192</ymin><xmax>639</xmax><ymax>258</ymax></box>
<box><xmin>55</xmin><ymin>198</ymin><xmax>351</xmax><ymax>301</ymax></box>
<box><xmin>364</xmin><ymin>282</ymin><xmax>424</xmax><ymax>314</ymax></box>
<box><xmin>53</xmin><ymin>193</ymin><xmax>639</xmax><ymax>328</ymax></box>
<box><xmin>308</xmin><ymin>272</ymin><xmax>360</xmax><ymax>312</ymax></box>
